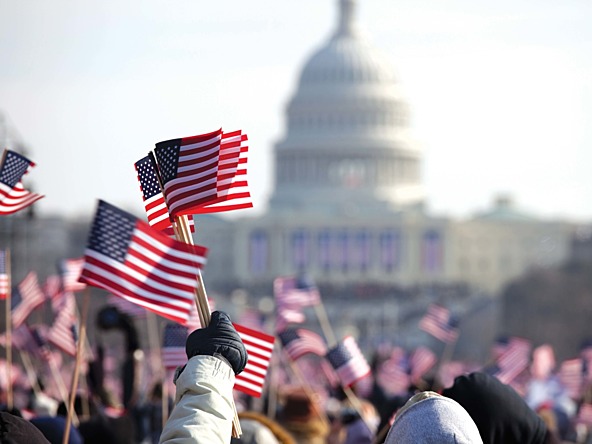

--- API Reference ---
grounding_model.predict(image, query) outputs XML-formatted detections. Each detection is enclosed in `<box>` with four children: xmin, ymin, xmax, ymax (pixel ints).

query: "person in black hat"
<box><xmin>442</xmin><ymin>372</ymin><xmax>560</xmax><ymax>444</ymax></box>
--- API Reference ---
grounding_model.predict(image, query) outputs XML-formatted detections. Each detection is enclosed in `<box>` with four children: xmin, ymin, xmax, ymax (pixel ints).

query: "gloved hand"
<box><xmin>185</xmin><ymin>311</ymin><xmax>248</xmax><ymax>375</ymax></box>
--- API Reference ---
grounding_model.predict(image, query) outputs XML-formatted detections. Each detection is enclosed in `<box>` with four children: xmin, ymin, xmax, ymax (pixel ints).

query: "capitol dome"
<box><xmin>269</xmin><ymin>0</ymin><xmax>424</xmax><ymax>216</ymax></box>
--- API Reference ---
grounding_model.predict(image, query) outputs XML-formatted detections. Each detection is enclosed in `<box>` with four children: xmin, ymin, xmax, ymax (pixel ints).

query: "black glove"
<box><xmin>185</xmin><ymin>311</ymin><xmax>248</xmax><ymax>375</ymax></box>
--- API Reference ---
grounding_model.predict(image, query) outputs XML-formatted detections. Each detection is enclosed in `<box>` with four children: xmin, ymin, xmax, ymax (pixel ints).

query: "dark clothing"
<box><xmin>0</xmin><ymin>411</ymin><xmax>50</xmax><ymax>444</ymax></box>
<box><xmin>443</xmin><ymin>372</ymin><xmax>547</xmax><ymax>444</ymax></box>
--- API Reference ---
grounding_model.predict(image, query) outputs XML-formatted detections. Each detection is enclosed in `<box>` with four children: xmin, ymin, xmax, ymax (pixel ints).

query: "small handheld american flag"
<box><xmin>0</xmin><ymin>149</ymin><xmax>44</xmax><ymax>215</ymax></box>
<box><xmin>162</xmin><ymin>323</ymin><xmax>189</xmax><ymax>370</ymax></box>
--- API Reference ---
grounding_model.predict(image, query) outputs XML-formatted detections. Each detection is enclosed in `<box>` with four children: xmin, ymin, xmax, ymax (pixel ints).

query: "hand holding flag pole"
<box><xmin>146</xmin><ymin>149</ymin><xmax>242</xmax><ymax>437</ymax></box>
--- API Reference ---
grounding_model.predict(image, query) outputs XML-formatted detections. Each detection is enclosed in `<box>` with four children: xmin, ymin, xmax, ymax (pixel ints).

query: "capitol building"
<box><xmin>196</xmin><ymin>0</ymin><xmax>575</xmax><ymax>299</ymax></box>
<box><xmin>0</xmin><ymin>0</ymin><xmax>578</xmax><ymax>311</ymax></box>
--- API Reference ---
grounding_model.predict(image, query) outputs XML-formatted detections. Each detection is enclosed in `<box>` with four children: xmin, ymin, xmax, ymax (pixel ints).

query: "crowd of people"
<box><xmin>1</xmin><ymin>310</ymin><xmax>592</xmax><ymax>443</ymax></box>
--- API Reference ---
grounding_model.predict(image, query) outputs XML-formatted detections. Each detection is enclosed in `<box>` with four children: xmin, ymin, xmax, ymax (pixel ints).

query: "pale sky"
<box><xmin>1</xmin><ymin>0</ymin><xmax>591</xmax><ymax>222</ymax></box>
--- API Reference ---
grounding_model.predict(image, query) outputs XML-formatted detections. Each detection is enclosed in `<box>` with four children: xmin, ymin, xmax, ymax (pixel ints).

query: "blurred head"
<box><xmin>385</xmin><ymin>391</ymin><xmax>483</xmax><ymax>444</ymax></box>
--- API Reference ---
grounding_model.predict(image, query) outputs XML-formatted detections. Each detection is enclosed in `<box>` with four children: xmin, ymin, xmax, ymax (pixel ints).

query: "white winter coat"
<box><xmin>159</xmin><ymin>355</ymin><xmax>235</xmax><ymax>444</ymax></box>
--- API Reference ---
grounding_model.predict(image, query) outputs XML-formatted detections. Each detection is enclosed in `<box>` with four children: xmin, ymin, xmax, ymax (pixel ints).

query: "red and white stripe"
<box><xmin>409</xmin><ymin>346</ymin><xmax>437</xmax><ymax>382</ymax></box>
<box><xmin>233</xmin><ymin>323</ymin><xmax>275</xmax><ymax>398</ymax></box>
<box><xmin>47</xmin><ymin>294</ymin><xmax>78</xmax><ymax>356</ymax></box>
<box><xmin>62</xmin><ymin>258</ymin><xmax>87</xmax><ymax>292</ymax></box>
<box><xmin>194</xmin><ymin>130</ymin><xmax>252</xmax><ymax>213</ymax></box>
<box><xmin>81</xmin><ymin>219</ymin><xmax>208</xmax><ymax>325</ymax></box>
<box><xmin>0</xmin><ymin>182</ymin><xmax>44</xmax><ymax>215</ymax></box>
<box><xmin>160</xmin><ymin>129</ymin><xmax>222</xmax><ymax>217</ymax></box>
<box><xmin>12</xmin><ymin>271</ymin><xmax>45</xmax><ymax>327</ymax></box>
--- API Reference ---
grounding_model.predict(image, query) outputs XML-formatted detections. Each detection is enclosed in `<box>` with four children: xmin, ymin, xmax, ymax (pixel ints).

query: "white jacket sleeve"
<box><xmin>159</xmin><ymin>355</ymin><xmax>235</xmax><ymax>444</ymax></box>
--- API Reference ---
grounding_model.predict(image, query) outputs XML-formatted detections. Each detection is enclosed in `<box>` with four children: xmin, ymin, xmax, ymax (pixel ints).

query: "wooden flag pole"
<box><xmin>63</xmin><ymin>289</ymin><xmax>90</xmax><ymax>444</ymax></box>
<box><xmin>172</xmin><ymin>215</ymin><xmax>242</xmax><ymax>437</ymax></box>
<box><xmin>148</xmin><ymin>151</ymin><xmax>240</xmax><ymax>436</ymax></box>
<box><xmin>286</xmin><ymin>358</ymin><xmax>329</xmax><ymax>427</ymax></box>
<box><xmin>313</xmin><ymin>302</ymin><xmax>337</xmax><ymax>348</ymax></box>
<box><xmin>48</xmin><ymin>353</ymin><xmax>78</xmax><ymax>425</ymax></box>
<box><xmin>18</xmin><ymin>350</ymin><xmax>42</xmax><ymax>396</ymax></box>
<box><xmin>162</xmin><ymin>371</ymin><xmax>169</xmax><ymax>429</ymax></box>
<box><xmin>309</xmin><ymin>290</ymin><xmax>372</xmax><ymax>431</ymax></box>
<box><xmin>342</xmin><ymin>384</ymin><xmax>376</xmax><ymax>435</ymax></box>
<box><xmin>5</xmin><ymin>249</ymin><xmax>12</xmax><ymax>410</ymax></box>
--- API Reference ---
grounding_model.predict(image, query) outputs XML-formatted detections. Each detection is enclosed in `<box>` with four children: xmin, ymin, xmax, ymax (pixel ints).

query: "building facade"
<box><xmin>196</xmin><ymin>0</ymin><xmax>574</xmax><ymax>297</ymax></box>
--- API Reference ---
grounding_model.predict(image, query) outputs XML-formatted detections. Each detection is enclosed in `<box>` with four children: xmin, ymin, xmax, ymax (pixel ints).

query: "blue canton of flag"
<box><xmin>278</xmin><ymin>328</ymin><xmax>327</xmax><ymax>361</ymax></box>
<box><xmin>326</xmin><ymin>336</ymin><xmax>371</xmax><ymax>388</ymax></box>
<box><xmin>0</xmin><ymin>151</ymin><xmax>33</xmax><ymax>188</ymax></box>
<box><xmin>136</xmin><ymin>155</ymin><xmax>162</xmax><ymax>201</ymax></box>
<box><xmin>154</xmin><ymin>142</ymin><xmax>181</xmax><ymax>184</ymax></box>
<box><xmin>80</xmin><ymin>200</ymin><xmax>208</xmax><ymax>325</ymax></box>
<box><xmin>135</xmin><ymin>154</ymin><xmax>171</xmax><ymax>232</ymax></box>
<box><xmin>419</xmin><ymin>304</ymin><xmax>459</xmax><ymax>343</ymax></box>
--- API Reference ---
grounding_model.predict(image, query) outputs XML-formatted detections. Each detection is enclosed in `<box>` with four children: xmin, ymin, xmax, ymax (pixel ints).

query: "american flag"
<box><xmin>79</xmin><ymin>200</ymin><xmax>208</xmax><ymax>325</ymax></box>
<box><xmin>409</xmin><ymin>346</ymin><xmax>437</xmax><ymax>382</ymax></box>
<box><xmin>43</xmin><ymin>275</ymin><xmax>61</xmax><ymax>303</ymax></box>
<box><xmin>0</xmin><ymin>150</ymin><xmax>44</xmax><ymax>215</ymax></box>
<box><xmin>275</xmin><ymin>306</ymin><xmax>305</xmax><ymax>333</ymax></box>
<box><xmin>0</xmin><ymin>324</ymin><xmax>40</xmax><ymax>358</ymax></box>
<box><xmin>47</xmin><ymin>294</ymin><xmax>78</xmax><ymax>356</ymax></box>
<box><xmin>49</xmin><ymin>290</ymin><xmax>73</xmax><ymax>313</ymax></box>
<box><xmin>273</xmin><ymin>275</ymin><xmax>320</xmax><ymax>310</ymax></box>
<box><xmin>559</xmin><ymin>358</ymin><xmax>584</xmax><ymax>399</ymax></box>
<box><xmin>134</xmin><ymin>154</ymin><xmax>195</xmax><ymax>236</ymax></box>
<box><xmin>162</xmin><ymin>323</ymin><xmax>189</xmax><ymax>370</ymax></box>
<box><xmin>233</xmin><ymin>323</ymin><xmax>275</xmax><ymax>398</ymax></box>
<box><xmin>154</xmin><ymin>129</ymin><xmax>222</xmax><ymax>218</ymax></box>
<box><xmin>376</xmin><ymin>349</ymin><xmax>410</xmax><ymax>395</ymax></box>
<box><xmin>60</xmin><ymin>258</ymin><xmax>87</xmax><ymax>292</ymax></box>
<box><xmin>12</xmin><ymin>271</ymin><xmax>45</xmax><ymax>327</ymax></box>
<box><xmin>192</xmin><ymin>130</ymin><xmax>252</xmax><ymax>214</ymax></box>
<box><xmin>278</xmin><ymin>328</ymin><xmax>327</xmax><ymax>361</ymax></box>
<box><xmin>0</xmin><ymin>250</ymin><xmax>8</xmax><ymax>299</ymax></box>
<box><xmin>326</xmin><ymin>336</ymin><xmax>371</xmax><ymax>388</ymax></box>
<box><xmin>419</xmin><ymin>304</ymin><xmax>459</xmax><ymax>343</ymax></box>
<box><xmin>237</xmin><ymin>308</ymin><xmax>264</xmax><ymax>331</ymax></box>
<box><xmin>494</xmin><ymin>337</ymin><xmax>532</xmax><ymax>385</ymax></box>
<box><xmin>30</xmin><ymin>327</ymin><xmax>53</xmax><ymax>362</ymax></box>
